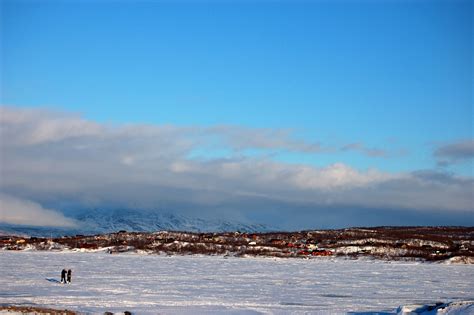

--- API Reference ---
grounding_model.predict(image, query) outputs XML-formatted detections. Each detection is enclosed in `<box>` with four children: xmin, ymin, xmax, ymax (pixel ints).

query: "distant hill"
<box><xmin>0</xmin><ymin>208</ymin><xmax>274</xmax><ymax>237</ymax></box>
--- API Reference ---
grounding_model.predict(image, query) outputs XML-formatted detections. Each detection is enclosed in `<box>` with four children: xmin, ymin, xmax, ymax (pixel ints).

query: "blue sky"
<box><xmin>0</xmin><ymin>0</ymin><xmax>473</xmax><ymax>229</ymax></box>
<box><xmin>2</xmin><ymin>0</ymin><xmax>472</xmax><ymax>174</ymax></box>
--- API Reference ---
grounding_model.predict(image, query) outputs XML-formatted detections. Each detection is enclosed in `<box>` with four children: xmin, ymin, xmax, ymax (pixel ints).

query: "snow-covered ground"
<box><xmin>0</xmin><ymin>251</ymin><xmax>473</xmax><ymax>314</ymax></box>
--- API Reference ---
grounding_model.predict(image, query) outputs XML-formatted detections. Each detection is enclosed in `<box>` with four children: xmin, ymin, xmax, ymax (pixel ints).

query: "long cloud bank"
<box><xmin>0</xmin><ymin>106</ymin><xmax>473</xmax><ymax>228</ymax></box>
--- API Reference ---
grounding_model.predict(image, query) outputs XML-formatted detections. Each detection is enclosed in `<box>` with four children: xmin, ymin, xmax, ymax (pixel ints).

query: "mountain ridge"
<box><xmin>0</xmin><ymin>208</ymin><xmax>274</xmax><ymax>237</ymax></box>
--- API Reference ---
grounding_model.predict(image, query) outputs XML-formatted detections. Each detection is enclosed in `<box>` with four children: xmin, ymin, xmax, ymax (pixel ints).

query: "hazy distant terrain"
<box><xmin>0</xmin><ymin>208</ymin><xmax>273</xmax><ymax>237</ymax></box>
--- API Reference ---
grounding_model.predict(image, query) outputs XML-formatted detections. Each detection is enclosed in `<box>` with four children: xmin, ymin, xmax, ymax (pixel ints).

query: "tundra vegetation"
<box><xmin>2</xmin><ymin>227</ymin><xmax>473</xmax><ymax>262</ymax></box>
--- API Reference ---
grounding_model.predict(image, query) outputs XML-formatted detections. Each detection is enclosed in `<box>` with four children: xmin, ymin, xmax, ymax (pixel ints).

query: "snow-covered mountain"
<box><xmin>0</xmin><ymin>209</ymin><xmax>274</xmax><ymax>237</ymax></box>
<box><xmin>74</xmin><ymin>208</ymin><xmax>273</xmax><ymax>233</ymax></box>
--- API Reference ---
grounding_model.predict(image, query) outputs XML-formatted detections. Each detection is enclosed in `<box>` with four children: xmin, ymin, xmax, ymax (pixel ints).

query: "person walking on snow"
<box><xmin>60</xmin><ymin>269</ymin><xmax>67</xmax><ymax>284</ymax></box>
<box><xmin>67</xmin><ymin>269</ymin><xmax>72</xmax><ymax>284</ymax></box>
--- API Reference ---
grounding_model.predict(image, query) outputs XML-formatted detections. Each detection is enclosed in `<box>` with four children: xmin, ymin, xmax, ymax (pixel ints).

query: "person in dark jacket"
<box><xmin>60</xmin><ymin>269</ymin><xmax>67</xmax><ymax>283</ymax></box>
<box><xmin>67</xmin><ymin>269</ymin><xmax>72</xmax><ymax>284</ymax></box>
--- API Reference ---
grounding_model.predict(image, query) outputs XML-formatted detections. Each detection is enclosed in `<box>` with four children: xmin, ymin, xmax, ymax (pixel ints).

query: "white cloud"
<box><xmin>0</xmin><ymin>107</ymin><xmax>103</xmax><ymax>146</ymax></box>
<box><xmin>0</xmin><ymin>194</ymin><xmax>77</xmax><ymax>227</ymax></box>
<box><xmin>0</xmin><ymin>106</ymin><xmax>472</xmax><ymax>228</ymax></box>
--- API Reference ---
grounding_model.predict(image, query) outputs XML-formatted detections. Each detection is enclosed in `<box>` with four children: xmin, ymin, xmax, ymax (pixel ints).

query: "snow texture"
<box><xmin>396</xmin><ymin>300</ymin><xmax>474</xmax><ymax>314</ymax></box>
<box><xmin>0</xmin><ymin>251</ymin><xmax>473</xmax><ymax>314</ymax></box>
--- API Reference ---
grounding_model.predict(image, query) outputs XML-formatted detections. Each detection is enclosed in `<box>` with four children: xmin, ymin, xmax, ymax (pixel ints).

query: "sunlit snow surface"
<box><xmin>1</xmin><ymin>251</ymin><xmax>473</xmax><ymax>314</ymax></box>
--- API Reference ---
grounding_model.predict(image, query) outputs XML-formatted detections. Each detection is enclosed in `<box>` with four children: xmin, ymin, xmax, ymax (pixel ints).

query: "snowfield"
<box><xmin>1</xmin><ymin>251</ymin><xmax>473</xmax><ymax>314</ymax></box>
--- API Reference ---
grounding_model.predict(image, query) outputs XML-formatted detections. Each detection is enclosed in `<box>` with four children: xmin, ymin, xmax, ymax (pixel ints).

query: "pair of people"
<box><xmin>60</xmin><ymin>269</ymin><xmax>72</xmax><ymax>284</ymax></box>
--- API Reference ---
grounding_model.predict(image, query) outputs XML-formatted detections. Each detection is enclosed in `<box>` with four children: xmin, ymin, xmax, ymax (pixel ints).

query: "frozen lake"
<box><xmin>1</xmin><ymin>251</ymin><xmax>473</xmax><ymax>314</ymax></box>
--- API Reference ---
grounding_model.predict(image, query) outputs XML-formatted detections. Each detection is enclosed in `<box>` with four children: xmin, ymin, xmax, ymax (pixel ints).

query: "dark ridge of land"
<box><xmin>1</xmin><ymin>226</ymin><xmax>473</xmax><ymax>262</ymax></box>
<box><xmin>0</xmin><ymin>305</ymin><xmax>78</xmax><ymax>314</ymax></box>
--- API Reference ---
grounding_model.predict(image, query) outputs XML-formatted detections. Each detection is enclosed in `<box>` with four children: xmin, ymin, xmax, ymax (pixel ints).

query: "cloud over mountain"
<box><xmin>0</xmin><ymin>193</ymin><xmax>77</xmax><ymax>227</ymax></box>
<box><xmin>0</xmin><ymin>106</ymin><xmax>472</xmax><ymax>228</ymax></box>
